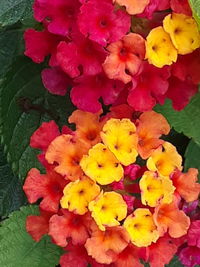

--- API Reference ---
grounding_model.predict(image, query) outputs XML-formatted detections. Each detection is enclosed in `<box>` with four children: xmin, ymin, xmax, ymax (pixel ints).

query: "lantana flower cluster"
<box><xmin>24</xmin><ymin>0</ymin><xmax>200</xmax><ymax>113</ymax></box>
<box><xmin>23</xmin><ymin>105</ymin><xmax>200</xmax><ymax>267</ymax></box>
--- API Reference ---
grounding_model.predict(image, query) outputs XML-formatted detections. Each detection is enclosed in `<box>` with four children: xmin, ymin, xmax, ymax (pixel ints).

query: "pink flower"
<box><xmin>57</xmin><ymin>34</ymin><xmax>107</xmax><ymax>78</ymax></box>
<box><xmin>78</xmin><ymin>0</ymin><xmax>130</xmax><ymax>46</ymax></box>
<box><xmin>42</xmin><ymin>67</ymin><xmax>72</xmax><ymax>96</ymax></box>
<box><xmin>124</xmin><ymin>164</ymin><xmax>142</xmax><ymax>181</ymax></box>
<box><xmin>33</xmin><ymin>0</ymin><xmax>81</xmax><ymax>36</ymax></box>
<box><xmin>127</xmin><ymin>62</ymin><xmax>170</xmax><ymax>111</ymax></box>
<box><xmin>70</xmin><ymin>73</ymin><xmax>124</xmax><ymax>112</ymax></box>
<box><xmin>24</xmin><ymin>29</ymin><xmax>62</xmax><ymax>65</ymax></box>
<box><xmin>187</xmin><ymin>220</ymin><xmax>200</xmax><ymax>248</ymax></box>
<box><xmin>179</xmin><ymin>246</ymin><xmax>200</xmax><ymax>267</ymax></box>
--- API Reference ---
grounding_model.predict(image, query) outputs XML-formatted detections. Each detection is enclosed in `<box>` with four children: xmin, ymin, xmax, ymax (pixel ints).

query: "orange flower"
<box><xmin>153</xmin><ymin>200</ymin><xmax>190</xmax><ymax>238</ymax></box>
<box><xmin>172</xmin><ymin>168</ymin><xmax>200</xmax><ymax>202</ymax></box>
<box><xmin>114</xmin><ymin>0</ymin><xmax>150</xmax><ymax>15</ymax></box>
<box><xmin>85</xmin><ymin>226</ymin><xmax>129</xmax><ymax>264</ymax></box>
<box><xmin>103</xmin><ymin>33</ymin><xmax>145</xmax><ymax>83</ymax></box>
<box><xmin>137</xmin><ymin>111</ymin><xmax>170</xmax><ymax>159</ymax></box>
<box><xmin>147</xmin><ymin>141</ymin><xmax>182</xmax><ymax>177</ymax></box>
<box><xmin>69</xmin><ymin>110</ymin><xmax>103</xmax><ymax>147</ymax></box>
<box><xmin>45</xmin><ymin>134</ymin><xmax>88</xmax><ymax>180</ymax></box>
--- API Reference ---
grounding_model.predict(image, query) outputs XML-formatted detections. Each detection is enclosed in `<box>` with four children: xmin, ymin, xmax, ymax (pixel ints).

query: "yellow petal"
<box><xmin>163</xmin><ymin>13</ymin><xmax>200</xmax><ymax>55</ymax></box>
<box><xmin>60</xmin><ymin>177</ymin><xmax>100</xmax><ymax>215</ymax></box>
<box><xmin>124</xmin><ymin>208</ymin><xmax>159</xmax><ymax>247</ymax></box>
<box><xmin>80</xmin><ymin>143</ymin><xmax>124</xmax><ymax>185</ymax></box>
<box><xmin>146</xmin><ymin>26</ymin><xmax>178</xmax><ymax>68</ymax></box>
<box><xmin>89</xmin><ymin>191</ymin><xmax>127</xmax><ymax>231</ymax></box>
<box><xmin>147</xmin><ymin>142</ymin><xmax>182</xmax><ymax>177</ymax></box>
<box><xmin>140</xmin><ymin>171</ymin><xmax>175</xmax><ymax>207</ymax></box>
<box><xmin>101</xmin><ymin>118</ymin><xmax>138</xmax><ymax>166</ymax></box>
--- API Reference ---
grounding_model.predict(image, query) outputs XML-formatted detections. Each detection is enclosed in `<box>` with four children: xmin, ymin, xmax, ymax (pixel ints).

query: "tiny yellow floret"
<box><xmin>147</xmin><ymin>142</ymin><xmax>182</xmax><ymax>177</ymax></box>
<box><xmin>163</xmin><ymin>13</ymin><xmax>200</xmax><ymax>55</ymax></box>
<box><xmin>89</xmin><ymin>191</ymin><xmax>127</xmax><ymax>231</ymax></box>
<box><xmin>139</xmin><ymin>171</ymin><xmax>175</xmax><ymax>207</ymax></box>
<box><xmin>80</xmin><ymin>143</ymin><xmax>124</xmax><ymax>185</ymax></box>
<box><xmin>123</xmin><ymin>208</ymin><xmax>159</xmax><ymax>247</ymax></box>
<box><xmin>60</xmin><ymin>177</ymin><xmax>100</xmax><ymax>215</ymax></box>
<box><xmin>145</xmin><ymin>26</ymin><xmax>178</xmax><ymax>68</ymax></box>
<box><xmin>101</xmin><ymin>118</ymin><xmax>138</xmax><ymax>166</ymax></box>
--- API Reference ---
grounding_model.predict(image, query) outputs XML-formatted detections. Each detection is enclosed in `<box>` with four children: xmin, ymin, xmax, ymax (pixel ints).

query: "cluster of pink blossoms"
<box><xmin>23</xmin><ymin>106</ymin><xmax>200</xmax><ymax>267</ymax></box>
<box><xmin>24</xmin><ymin>0</ymin><xmax>200</xmax><ymax>112</ymax></box>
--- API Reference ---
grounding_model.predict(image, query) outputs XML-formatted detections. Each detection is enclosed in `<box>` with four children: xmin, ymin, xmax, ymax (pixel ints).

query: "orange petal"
<box><xmin>114</xmin><ymin>0</ymin><xmax>150</xmax><ymax>15</ymax></box>
<box><xmin>173</xmin><ymin>168</ymin><xmax>200</xmax><ymax>202</ymax></box>
<box><xmin>85</xmin><ymin>226</ymin><xmax>129</xmax><ymax>264</ymax></box>
<box><xmin>103</xmin><ymin>33</ymin><xmax>145</xmax><ymax>84</ymax></box>
<box><xmin>153</xmin><ymin>200</ymin><xmax>190</xmax><ymax>238</ymax></box>
<box><xmin>69</xmin><ymin>110</ymin><xmax>103</xmax><ymax>147</ymax></box>
<box><xmin>137</xmin><ymin>111</ymin><xmax>170</xmax><ymax>159</ymax></box>
<box><xmin>45</xmin><ymin>134</ymin><xmax>88</xmax><ymax>180</ymax></box>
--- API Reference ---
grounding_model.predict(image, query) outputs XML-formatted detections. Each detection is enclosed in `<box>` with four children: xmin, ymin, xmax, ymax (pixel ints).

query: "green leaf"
<box><xmin>154</xmin><ymin>93</ymin><xmax>200</xmax><ymax>146</ymax></box>
<box><xmin>189</xmin><ymin>0</ymin><xmax>200</xmax><ymax>29</ymax></box>
<box><xmin>0</xmin><ymin>205</ymin><xmax>63</xmax><ymax>267</ymax></box>
<box><xmin>0</xmin><ymin>28</ymin><xmax>24</xmax><ymax>78</ymax></box>
<box><xmin>185</xmin><ymin>140</ymin><xmax>200</xmax><ymax>182</ymax></box>
<box><xmin>0</xmin><ymin>145</ymin><xmax>26</xmax><ymax>217</ymax></box>
<box><xmin>166</xmin><ymin>256</ymin><xmax>184</xmax><ymax>267</ymax></box>
<box><xmin>0</xmin><ymin>56</ymin><xmax>75</xmax><ymax>180</ymax></box>
<box><xmin>0</xmin><ymin>0</ymin><xmax>33</xmax><ymax>27</ymax></box>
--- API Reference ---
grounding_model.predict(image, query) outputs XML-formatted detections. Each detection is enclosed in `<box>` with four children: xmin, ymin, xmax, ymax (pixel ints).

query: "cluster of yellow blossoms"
<box><xmin>44</xmin><ymin>108</ymin><xmax>199</xmax><ymax>250</ymax></box>
<box><xmin>146</xmin><ymin>13</ymin><xmax>200</xmax><ymax>67</ymax></box>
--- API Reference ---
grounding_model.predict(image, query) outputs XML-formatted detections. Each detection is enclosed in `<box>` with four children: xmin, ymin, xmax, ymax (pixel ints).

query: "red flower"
<box><xmin>147</xmin><ymin>234</ymin><xmax>182</xmax><ymax>267</ymax></box>
<box><xmin>164</xmin><ymin>77</ymin><xmax>198</xmax><ymax>111</ymax></box>
<box><xmin>48</xmin><ymin>210</ymin><xmax>91</xmax><ymax>247</ymax></box>
<box><xmin>33</xmin><ymin>0</ymin><xmax>81</xmax><ymax>36</ymax></box>
<box><xmin>170</xmin><ymin>0</ymin><xmax>192</xmax><ymax>16</ymax></box>
<box><xmin>23</xmin><ymin>168</ymin><xmax>68</xmax><ymax>212</ymax></box>
<box><xmin>114</xmin><ymin>243</ymin><xmax>144</xmax><ymax>267</ymax></box>
<box><xmin>30</xmin><ymin>121</ymin><xmax>60</xmax><ymax>151</ymax></box>
<box><xmin>57</xmin><ymin>35</ymin><xmax>107</xmax><ymax>78</ymax></box>
<box><xmin>78</xmin><ymin>0</ymin><xmax>130</xmax><ymax>46</ymax></box>
<box><xmin>26</xmin><ymin>208</ymin><xmax>54</xmax><ymax>242</ymax></box>
<box><xmin>24</xmin><ymin>29</ymin><xmax>62</xmax><ymax>65</ymax></box>
<box><xmin>127</xmin><ymin>62</ymin><xmax>170</xmax><ymax>111</ymax></box>
<box><xmin>71</xmin><ymin>73</ymin><xmax>124</xmax><ymax>113</ymax></box>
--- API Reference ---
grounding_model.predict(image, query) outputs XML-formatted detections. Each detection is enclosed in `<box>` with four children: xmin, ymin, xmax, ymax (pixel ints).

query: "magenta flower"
<box><xmin>78</xmin><ymin>0</ymin><xmax>130</xmax><ymax>46</ymax></box>
<box><xmin>33</xmin><ymin>0</ymin><xmax>81</xmax><ymax>36</ymax></box>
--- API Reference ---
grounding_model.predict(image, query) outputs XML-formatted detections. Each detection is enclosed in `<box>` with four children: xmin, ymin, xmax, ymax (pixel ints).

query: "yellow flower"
<box><xmin>80</xmin><ymin>143</ymin><xmax>124</xmax><ymax>185</ymax></box>
<box><xmin>89</xmin><ymin>191</ymin><xmax>127</xmax><ymax>231</ymax></box>
<box><xmin>123</xmin><ymin>208</ymin><xmax>159</xmax><ymax>247</ymax></box>
<box><xmin>145</xmin><ymin>26</ymin><xmax>178</xmax><ymax>68</ymax></box>
<box><xmin>101</xmin><ymin>118</ymin><xmax>138</xmax><ymax>166</ymax></box>
<box><xmin>163</xmin><ymin>13</ymin><xmax>200</xmax><ymax>55</ymax></box>
<box><xmin>147</xmin><ymin>142</ymin><xmax>182</xmax><ymax>177</ymax></box>
<box><xmin>60</xmin><ymin>177</ymin><xmax>100</xmax><ymax>215</ymax></box>
<box><xmin>139</xmin><ymin>171</ymin><xmax>175</xmax><ymax>207</ymax></box>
